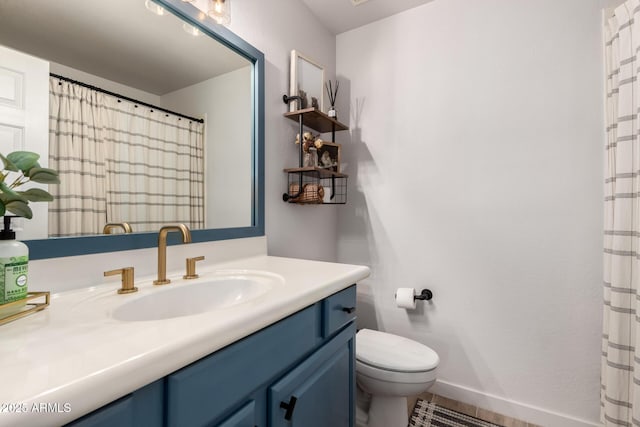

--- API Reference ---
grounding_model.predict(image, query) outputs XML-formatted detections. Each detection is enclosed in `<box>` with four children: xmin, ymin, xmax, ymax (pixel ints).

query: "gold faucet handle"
<box><xmin>104</xmin><ymin>267</ymin><xmax>138</xmax><ymax>294</ymax></box>
<box><xmin>183</xmin><ymin>256</ymin><xmax>205</xmax><ymax>279</ymax></box>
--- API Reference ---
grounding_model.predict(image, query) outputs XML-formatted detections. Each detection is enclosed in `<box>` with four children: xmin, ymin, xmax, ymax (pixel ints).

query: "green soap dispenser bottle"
<box><xmin>0</xmin><ymin>216</ymin><xmax>28</xmax><ymax>318</ymax></box>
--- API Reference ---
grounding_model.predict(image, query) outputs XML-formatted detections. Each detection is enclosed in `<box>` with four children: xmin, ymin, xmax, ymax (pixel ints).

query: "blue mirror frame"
<box><xmin>26</xmin><ymin>0</ymin><xmax>265</xmax><ymax>260</ymax></box>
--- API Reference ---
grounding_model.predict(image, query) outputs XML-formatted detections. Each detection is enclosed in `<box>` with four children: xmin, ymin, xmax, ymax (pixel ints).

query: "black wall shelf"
<box><xmin>281</xmin><ymin>105</ymin><xmax>349</xmax><ymax>205</ymax></box>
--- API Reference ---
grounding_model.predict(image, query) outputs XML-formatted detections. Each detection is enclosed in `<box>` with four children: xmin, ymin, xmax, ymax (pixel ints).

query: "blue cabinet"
<box><xmin>269</xmin><ymin>325</ymin><xmax>355</xmax><ymax>427</ymax></box>
<box><xmin>166</xmin><ymin>304</ymin><xmax>321</xmax><ymax>427</ymax></box>
<box><xmin>218</xmin><ymin>400</ymin><xmax>257</xmax><ymax>427</ymax></box>
<box><xmin>65</xmin><ymin>379</ymin><xmax>164</xmax><ymax>427</ymax></box>
<box><xmin>66</xmin><ymin>286</ymin><xmax>357</xmax><ymax>427</ymax></box>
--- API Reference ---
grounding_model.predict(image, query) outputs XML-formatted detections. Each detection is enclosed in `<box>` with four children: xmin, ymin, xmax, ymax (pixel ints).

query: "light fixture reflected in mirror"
<box><xmin>182</xmin><ymin>22</ymin><xmax>201</xmax><ymax>36</ymax></box>
<box><xmin>208</xmin><ymin>0</ymin><xmax>231</xmax><ymax>26</ymax></box>
<box><xmin>144</xmin><ymin>0</ymin><xmax>165</xmax><ymax>15</ymax></box>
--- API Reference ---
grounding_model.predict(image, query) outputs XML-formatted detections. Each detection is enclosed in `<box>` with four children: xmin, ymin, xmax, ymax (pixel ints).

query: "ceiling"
<box><xmin>301</xmin><ymin>0</ymin><xmax>434</xmax><ymax>35</ymax></box>
<box><xmin>0</xmin><ymin>0</ymin><xmax>249</xmax><ymax>95</ymax></box>
<box><xmin>0</xmin><ymin>0</ymin><xmax>436</xmax><ymax>94</ymax></box>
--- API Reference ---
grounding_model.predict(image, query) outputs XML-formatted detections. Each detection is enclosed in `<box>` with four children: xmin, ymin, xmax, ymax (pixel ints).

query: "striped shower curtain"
<box><xmin>48</xmin><ymin>79</ymin><xmax>109</xmax><ymax>237</ymax></box>
<box><xmin>603</xmin><ymin>1</ymin><xmax>640</xmax><ymax>424</ymax></box>
<box><xmin>48</xmin><ymin>77</ymin><xmax>205</xmax><ymax>237</ymax></box>
<box><xmin>103</xmin><ymin>97</ymin><xmax>205</xmax><ymax>233</ymax></box>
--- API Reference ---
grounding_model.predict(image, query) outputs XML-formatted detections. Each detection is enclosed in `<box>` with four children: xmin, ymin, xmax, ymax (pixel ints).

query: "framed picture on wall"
<box><xmin>317</xmin><ymin>142</ymin><xmax>341</xmax><ymax>173</ymax></box>
<box><xmin>289</xmin><ymin>50</ymin><xmax>325</xmax><ymax>112</ymax></box>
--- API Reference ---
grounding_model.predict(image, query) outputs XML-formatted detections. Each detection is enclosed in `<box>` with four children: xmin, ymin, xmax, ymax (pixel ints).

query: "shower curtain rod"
<box><xmin>50</xmin><ymin>73</ymin><xmax>205</xmax><ymax>124</ymax></box>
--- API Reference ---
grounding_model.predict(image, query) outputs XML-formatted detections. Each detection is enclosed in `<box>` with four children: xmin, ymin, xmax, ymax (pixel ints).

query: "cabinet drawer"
<box><xmin>322</xmin><ymin>285</ymin><xmax>356</xmax><ymax>338</ymax></box>
<box><xmin>166</xmin><ymin>304</ymin><xmax>321</xmax><ymax>427</ymax></box>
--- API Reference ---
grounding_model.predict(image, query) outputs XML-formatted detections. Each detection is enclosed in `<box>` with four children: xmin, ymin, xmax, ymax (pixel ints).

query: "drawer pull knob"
<box><xmin>280</xmin><ymin>396</ymin><xmax>298</xmax><ymax>421</ymax></box>
<box><xmin>342</xmin><ymin>306</ymin><xmax>356</xmax><ymax>314</ymax></box>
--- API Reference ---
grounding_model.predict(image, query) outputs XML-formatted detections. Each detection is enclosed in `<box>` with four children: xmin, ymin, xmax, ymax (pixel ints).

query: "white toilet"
<box><xmin>355</xmin><ymin>329</ymin><xmax>439</xmax><ymax>427</ymax></box>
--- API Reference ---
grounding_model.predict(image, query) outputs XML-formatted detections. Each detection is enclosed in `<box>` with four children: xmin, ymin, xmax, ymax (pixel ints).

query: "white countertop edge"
<box><xmin>0</xmin><ymin>255</ymin><xmax>370</xmax><ymax>427</ymax></box>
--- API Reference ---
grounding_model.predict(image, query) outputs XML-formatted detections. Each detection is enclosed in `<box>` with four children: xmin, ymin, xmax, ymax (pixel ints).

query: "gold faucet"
<box><xmin>104</xmin><ymin>267</ymin><xmax>138</xmax><ymax>294</ymax></box>
<box><xmin>153</xmin><ymin>224</ymin><xmax>192</xmax><ymax>285</ymax></box>
<box><xmin>103</xmin><ymin>222</ymin><xmax>133</xmax><ymax>234</ymax></box>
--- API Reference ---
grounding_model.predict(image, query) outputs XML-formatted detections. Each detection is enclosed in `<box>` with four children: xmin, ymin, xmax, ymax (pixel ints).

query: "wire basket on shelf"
<box><xmin>283</xmin><ymin>168</ymin><xmax>347</xmax><ymax>205</ymax></box>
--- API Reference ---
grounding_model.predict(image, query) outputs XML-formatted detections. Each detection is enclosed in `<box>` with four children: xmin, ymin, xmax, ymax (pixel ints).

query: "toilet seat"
<box><xmin>356</xmin><ymin>359</ymin><xmax>437</xmax><ymax>385</ymax></box>
<box><xmin>356</xmin><ymin>329</ymin><xmax>439</xmax><ymax>373</ymax></box>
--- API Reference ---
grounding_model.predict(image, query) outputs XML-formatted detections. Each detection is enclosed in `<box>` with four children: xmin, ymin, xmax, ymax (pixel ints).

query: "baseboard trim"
<box><xmin>430</xmin><ymin>380</ymin><xmax>600</xmax><ymax>427</ymax></box>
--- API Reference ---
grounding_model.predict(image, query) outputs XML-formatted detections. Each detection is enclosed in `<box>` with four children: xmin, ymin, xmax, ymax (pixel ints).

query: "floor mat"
<box><xmin>409</xmin><ymin>399</ymin><xmax>502</xmax><ymax>427</ymax></box>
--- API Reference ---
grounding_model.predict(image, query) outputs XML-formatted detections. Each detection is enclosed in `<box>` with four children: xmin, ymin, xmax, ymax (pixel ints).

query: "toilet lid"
<box><xmin>356</xmin><ymin>329</ymin><xmax>439</xmax><ymax>373</ymax></box>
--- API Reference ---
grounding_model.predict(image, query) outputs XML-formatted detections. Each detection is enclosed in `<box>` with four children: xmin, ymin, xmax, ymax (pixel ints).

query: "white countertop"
<box><xmin>0</xmin><ymin>255</ymin><xmax>370</xmax><ymax>427</ymax></box>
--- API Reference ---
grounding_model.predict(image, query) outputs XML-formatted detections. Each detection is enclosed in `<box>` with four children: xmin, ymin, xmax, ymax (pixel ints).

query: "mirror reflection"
<box><xmin>0</xmin><ymin>0</ymin><xmax>253</xmax><ymax>239</ymax></box>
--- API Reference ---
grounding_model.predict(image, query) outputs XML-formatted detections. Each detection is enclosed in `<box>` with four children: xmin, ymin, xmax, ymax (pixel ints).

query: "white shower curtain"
<box><xmin>104</xmin><ymin>98</ymin><xmax>205</xmax><ymax>233</ymax></box>
<box><xmin>48</xmin><ymin>79</ymin><xmax>109</xmax><ymax>237</ymax></box>
<box><xmin>48</xmin><ymin>77</ymin><xmax>205</xmax><ymax>236</ymax></box>
<box><xmin>603</xmin><ymin>1</ymin><xmax>640</xmax><ymax>424</ymax></box>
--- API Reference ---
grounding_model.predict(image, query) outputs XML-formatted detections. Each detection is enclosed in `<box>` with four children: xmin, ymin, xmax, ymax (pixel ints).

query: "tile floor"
<box><xmin>407</xmin><ymin>392</ymin><xmax>542</xmax><ymax>427</ymax></box>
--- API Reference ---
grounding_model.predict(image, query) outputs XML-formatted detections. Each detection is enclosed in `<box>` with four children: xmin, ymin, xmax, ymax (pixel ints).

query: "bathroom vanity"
<box><xmin>68</xmin><ymin>286</ymin><xmax>356</xmax><ymax>427</ymax></box>
<box><xmin>0</xmin><ymin>252</ymin><xmax>369</xmax><ymax>427</ymax></box>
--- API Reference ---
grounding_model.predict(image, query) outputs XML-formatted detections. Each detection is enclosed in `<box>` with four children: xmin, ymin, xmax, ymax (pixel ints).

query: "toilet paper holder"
<box><xmin>414</xmin><ymin>289</ymin><xmax>433</xmax><ymax>301</ymax></box>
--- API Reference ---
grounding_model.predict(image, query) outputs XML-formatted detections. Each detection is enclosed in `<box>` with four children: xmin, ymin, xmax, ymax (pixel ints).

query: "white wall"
<box><xmin>50</xmin><ymin>62</ymin><xmax>162</xmax><ymax>106</ymax></box>
<box><xmin>192</xmin><ymin>0</ymin><xmax>339</xmax><ymax>262</ymax></box>
<box><xmin>161</xmin><ymin>66</ymin><xmax>253</xmax><ymax>229</ymax></box>
<box><xmin>336</xmin><ymin>1</ymin><xmax>605</xmax><ymax>426</ymax></box>
<box><xmin>605</xmin><ymin>0</ymin><xmax>625</xmax><ymax>10</ymax></box>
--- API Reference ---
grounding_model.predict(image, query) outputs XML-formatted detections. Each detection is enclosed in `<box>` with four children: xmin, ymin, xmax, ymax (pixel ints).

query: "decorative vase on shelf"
<box><xmin>304</xmin><ymin>148</ymin><xmax>318</xmax><ymax>168</ymax></box>
<box><xmin>326</xmin><ymin>80</ymin><xmax>339</xmax><ymax>119</ymax></box>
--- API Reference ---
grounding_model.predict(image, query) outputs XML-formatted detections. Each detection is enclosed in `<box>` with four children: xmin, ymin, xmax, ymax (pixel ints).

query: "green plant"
<box><xmin>0</xmin><ymin>151</ymin><xmax>59</xmax><ymax>219</ymax></box>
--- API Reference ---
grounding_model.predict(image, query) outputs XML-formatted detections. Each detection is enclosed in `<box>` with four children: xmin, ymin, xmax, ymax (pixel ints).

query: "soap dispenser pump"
<box><xmin>0</xmin><ymin>216</ymin><xmax>28</xmax><ymax>316</ymax></box>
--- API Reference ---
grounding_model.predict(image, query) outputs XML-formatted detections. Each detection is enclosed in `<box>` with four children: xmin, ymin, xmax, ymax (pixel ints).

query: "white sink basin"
<box><xmin>111</xmin><ymin>271</ymin><xmax>283</xmax><ymax>322</ymax></box>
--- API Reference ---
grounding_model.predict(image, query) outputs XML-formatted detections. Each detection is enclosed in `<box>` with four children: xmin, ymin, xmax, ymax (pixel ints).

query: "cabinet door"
<box><xmin>64</xmin><ymin>379</ymin><xmax>164</xmax><ymax>427</ymax></box>
<box><xmin>166</xmin><ymin>305</ymin><xmax>321</xmax><ymax>427</ymax></box>
<box><xmin>269</xmin><ymin>323</ymin><xmax>355</xmax><ymax>427</ymax></box>
<box><xmin>218</xmin><ymin>400</ymin><xmax>256</xmax><ymax>427</ymax></box>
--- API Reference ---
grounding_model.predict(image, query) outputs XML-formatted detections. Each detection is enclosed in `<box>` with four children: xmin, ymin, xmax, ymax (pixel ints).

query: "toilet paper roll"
<box><xmin>395</xmin><ymin>288</ymin><xmax>416</xmax><ymax>309</ymax></box>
